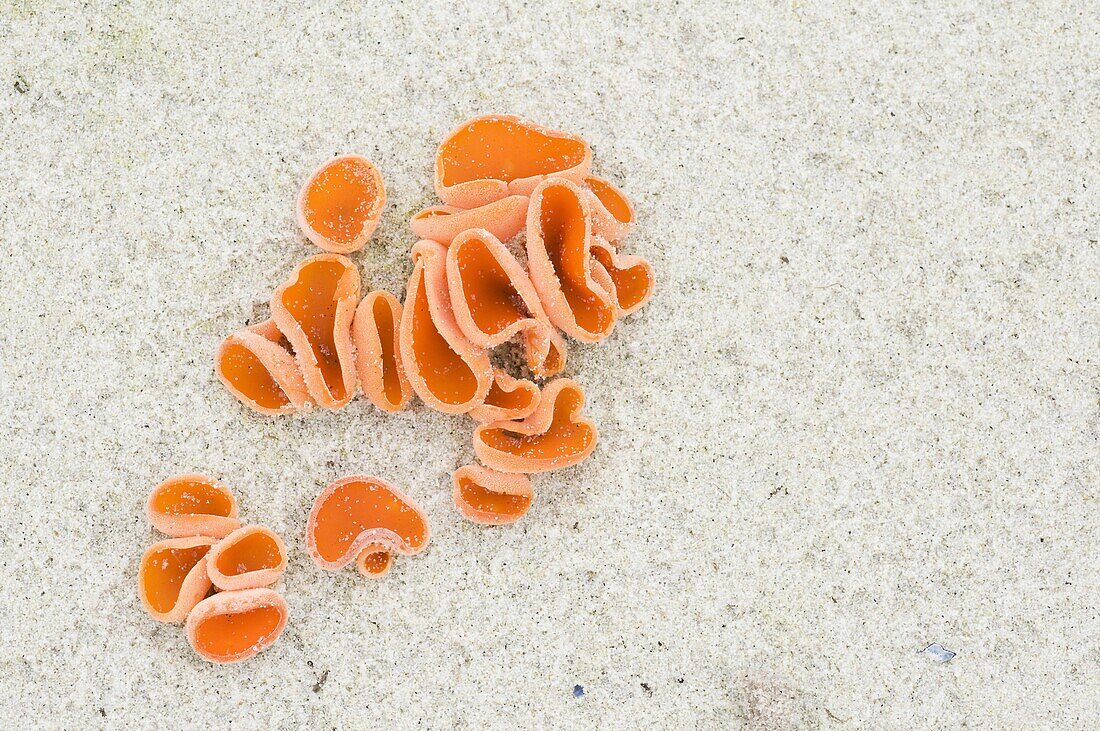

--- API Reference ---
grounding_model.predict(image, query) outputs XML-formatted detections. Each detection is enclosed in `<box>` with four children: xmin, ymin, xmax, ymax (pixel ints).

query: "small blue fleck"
<box><xmin>922</xmin><ymin>643</ymin><xmax>957</xmax><ymax>663</ymax></box>
<box><xmin>572</xmin><ymin>685</ymin><xmax>584</xmax><ymax>698</ymax></box>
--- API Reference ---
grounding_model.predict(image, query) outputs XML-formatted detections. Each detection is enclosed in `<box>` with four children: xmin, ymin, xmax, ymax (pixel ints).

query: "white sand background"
<box><xmin>1</xmin><ymin>1</ymin><xmax>1097</xmax><ymax>728</ymax></box>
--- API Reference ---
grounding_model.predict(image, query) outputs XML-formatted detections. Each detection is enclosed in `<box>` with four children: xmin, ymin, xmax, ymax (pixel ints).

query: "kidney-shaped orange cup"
<box><xmin>206</xmin><ymin>525</ymin><xmax>288</xmax><ymax>591</ymax></box>
<box><xmin>452</xmin><ymin>465</ymin><xmax>534</xmax><ymax>525</ymax></box>
<box><xmin>435</xmin><ymin>114</ymin><xmax>591</xmax><ymax>208</ymax></box>
<box><xmin>146</xmin><ymin>474</ymin><xmax>240</xmax><ymax>539</ymax></box>
<box><xmin>271</xmin><ymin>254</ymin><xmax>360</xmax><ymax>409</ymax></box>
<box><xmin>306</xmin><ymin>475</ymin><xmax>430</xmax><ymax>578</ymax></box>
<box><xmin>473</xmin><ymin>378</ymin><xmax>598</xmax><ymax>474</ymax></box>
<box><xmin>138</xmin><ymin>536</ymin><xmax>216</xmax><ymax>623</ymax></box>
<box><xmin>399</xmin><ymin>240</ymin><xmax>492</xmax><ymax>414</ymax></box>
<box><xmin>185</xmin><ymin>588</ymin><xmax>288</xmax><ymax>664</ymax></box>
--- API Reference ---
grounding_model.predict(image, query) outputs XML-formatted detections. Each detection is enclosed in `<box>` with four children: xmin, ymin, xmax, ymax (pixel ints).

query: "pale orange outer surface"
<box><xmin>583</xmin><ymin>175</ymin><xmax>635</xmax><ymax>243</ymax></box>
<box><xmin>305</xmin><ymin>475</ymin><xmax>430</xmax><ymax>575</ymax></box>
<box><xmin>588</xmin><ymin>237</ymin><xmax>655</xmax><ymax>316</ymax></box>
<box><xmin>351</xmin><ymin>291</ymin><xmax>412</xmax><ymax>413</ymax></box>
<box><xmin>446</xmin><ymin>228</ymin><xmax>567</xmax><ymax>378</ymax></box>
<box><xmin>146</xmin><ymin>474</ymin><xmax>240</xmax><ymax>539</ymax></box>
<box><xmin>215</xmin><ymin>319</ymin><xmax>311</xmax><ymax>416</ymax></box>
<box><xmin>525</xmin><ymin>178</ymin><xmax>617</xmax><ymax>343</ymax></box>
<box><xmin>452</xmin><ymin>465</ymin><xmax>534</xmax><ymax>525</ymax></box>
<box><xmin>434</xmin><ymin>114</ymin><xmax>592</xmax><ymax>208</ymax></box>
<box><xmin>206</xmin><ymin>525</ymin><xmax>288</xmax><ymax>591</ymax></box>
<box><xmin>468</xmin><ymin>370</ymin><xmax>541</xmax><ymax>425</ymax></box>
<box><xmin>185</xmin><ymin>588</ymin><xmax>289</xmax><ymax>665</ymax></box>
<box><xmin>138</xmin><ymin>536</ymin><xmax>216</xmax><ymax>623</ymax></box>
<box><xmin>398</xmin><ymin>240</ymin><xmax>492</xmax><ymax>414</ymax></box>
<box><xmin>296</xmin><ymin>154</ymin><xmax>386</xmax><ymax>254</ymax></box>
<box><xmin>271</xmin><ymin>254</ymin><xmax>360</xmax><ymax>409</ymax></box>
<box><xmin>473</xmin><ymin>378</ymin><xmax>598</xmax><ymax>474</ymax></box>
<box><xmin>410</xmin><ymin>195</ymin><xmax>528</xmax><ymax>246</ymax></box>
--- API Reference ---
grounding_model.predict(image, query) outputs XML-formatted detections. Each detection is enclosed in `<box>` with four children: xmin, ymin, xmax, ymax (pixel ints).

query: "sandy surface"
<box><xmin>1</xmin><ymin>1</ymin><xmax>1097</xmax><ymax>728</ymax></box>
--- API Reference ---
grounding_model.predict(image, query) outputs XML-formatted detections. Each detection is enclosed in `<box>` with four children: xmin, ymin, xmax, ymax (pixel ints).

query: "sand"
<box><xmin>1</xmin><ymin>1</ymin><xmax>1097</xmax><ymax>728</ymax></box>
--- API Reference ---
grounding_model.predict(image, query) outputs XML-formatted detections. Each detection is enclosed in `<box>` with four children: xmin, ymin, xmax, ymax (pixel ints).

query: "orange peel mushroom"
<box><xmin>469</xmin><ymin>370</ymin><xmax>540</xmax><ymax>424</ymax></box>
<box><xmin>215</xmin><ymin>319</ymin><xmax>311</xmax><ymax>416</ymax></box>
<box><xmin>146</xmin><ymin>474</ymin><xmax>240</xmax><ymax>539</ymax></box>
<box><xmin>452</xmin><ymin>465</ymin><xmax>534</xmax><ymax>525</ymax></box>
<box><xmin>589</xmin><ymin>238</ymin><xmax>655</xmax><ymax>316</ymax></box>
<box><xmin>351</xmin><ymin>290</ymin><xmax>412</xmax><ymax>413</ymax></box>
<box><xmin>271</xmin><ymin>254</ymin><xmax>360</xmax><ymax>409</ymax></box>
<box><xmin>206</xmin><ymin>525</ymin><xmax>288</xmax><ymax>591</ymax></box>
<box><xmin>526</xmin><ymin>178</ymin><xmax>616</xmax><ymax>343</ymax></box>
<box><xmin>399</xmin><ymin>239</ymin><xmax>492</xmax><ymax>414</ymax></box>
<box><xmin>138</xmin><ymin>536</ymin><xmax>215</xmax><ymax>623</ymax></box>
<box><xmin>446</xmin><ymin>228</ymin><xmax>567</xmax><ymax>378</ymax></box>
<box><xmin>410</xmin><ymin>195</ymin><xmax>528</xmax><ymax>246</ymax></box>
<box><xmin>296</xmin><ymin>154</ymin><xmax>386</xmax><ymax>254</ymax></box>
<box><xmin>583</xmin><ymin>175</ymin><xmax>635</xmax><ymax>243</ymax></box>
<box><xmin>435</xmin><ymin>114</ymin><xmax>592</xmax><ymax>208</ymax></box>
<box><xmin>473</xmin><ymin>378</ymin><xmax>598</xmax><ymax>473</ymax></box>
<box><xmin>305</xmin><ymin>475</ymin><xmax>430</xmax><ymax>576</ymax></box>
<box><xmin>185</xmin><ymin>588</ymin><xmax>289</xmax><ymax>664</ymax></box>
<box><xmin>354</xmin><ymin>544</ymin><xmax>394</xmax><ymax>579</ymax></box>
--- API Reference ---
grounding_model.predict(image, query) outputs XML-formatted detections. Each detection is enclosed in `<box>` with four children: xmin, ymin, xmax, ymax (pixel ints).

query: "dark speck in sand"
<box><xmin>573</xmin><ymin>685</ymin><xmax>584</xmax><ymax>698</ymax></box>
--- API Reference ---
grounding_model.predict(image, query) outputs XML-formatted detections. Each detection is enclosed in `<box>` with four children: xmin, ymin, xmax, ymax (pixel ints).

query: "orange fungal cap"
<box><xmin>409</xmin><ymin>195</ymin><xmax>529</xmax><ymax>246</ymax></box>
<box><xmin>297</xmin><ymin>154</ymin><xmax>386</xmax><ymax>254</ymax></box>
<box><xmin>525</xmin><ymin>178</ymin><xmax>616</xmax><ymax>343</ymax></box>
<box><xmin>473</xmin><ymin>378</ymin><xmax>598</xmax><ymax>474</ymax></box>
<box><xmin>452</xmin><ymin>465</ymin><xmax>534</xmax><ymax>525</ymax></box>
<box><xmin>305</xmin><ymin>475</ymin><xmax>430</xmax><ymax>574</ymax></box>
<box><xmin>215</xmin><ymin>319</ymin><xmax>311</xmax><ymax>416</ymax></box>
<box><xmin>138</xmin><ymin>536</ymin><xmax>216</xmax><ymax>623</ymax></box>
<box><xmin>435</xmin><ymin>114</ymin><xmax>592</xmax><ymax>208</ymax></box>
<box><xmin>583</xmin><ymin>175</ymin><xmax>635</xmax><ymax>243</ymax></box>
<box><xmin>354</xmin><ymin>544</ymin><xmax>394</xmax><ymax>579</ymax></box>
<box><xmin>468</xmin><ymin>370</ymin><xmax>541</xmax><ymax>425</ymax></box>
<box><xmin>146</xmin><ymin>474</ymin><xmax>240</xmax><ymax>539</ymax></box>
<box><xmin>351</xmin><ymin>290</ymin><xmax>413</xmax><ymax>413</ymax></box>
<box><xmin>185</xmin><ymin>588</ymin><xmax>289</xmax><ymax>665</ymax></box>
<box><xmin>398</xmin><ymin>240</ymin><xmax>492</xmax><ymax>414</ymax></box>
<box><xmin>588</xmin><ymin>237</ymin><xmax>655</xmax><ymax>316</ymax></box>
<box><xmin>206</xmin><ymin>525</ymin><xmax>288</xmax><ymax>591</ymax></box>
<box><xmin>446</xmin><ymin>228</ymin><xmax>567</xmax><ymax>378</ymax></box>
<box><xmin>271</xmin><ymin>254</ymin><xmax>360</xmax><ymax>410</ymax></box>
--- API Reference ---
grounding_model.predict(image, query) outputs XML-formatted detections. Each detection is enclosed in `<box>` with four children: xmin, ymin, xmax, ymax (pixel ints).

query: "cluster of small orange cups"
<box><xmin>146</xmin><ymin>115</ymin><xmax>653</xmax><ymax>663</ymax></box>
<box><xmin>138</xmin><ymin>475</ymin><xmax>289</xmax><ymax>664</ymax></box>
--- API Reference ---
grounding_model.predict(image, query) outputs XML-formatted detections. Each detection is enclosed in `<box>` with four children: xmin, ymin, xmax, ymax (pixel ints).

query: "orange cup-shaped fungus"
<box><xmin>526</xmin><ymin>178</ymin><xmax>616</xmax><ymax>343</ymax></box>
<box><xmin>589</xmin><ymin>238</ymin><xmax>655</xmax><ymax>317</ymax></box>
<box><xmin>473</xmin><ymin>378</ymin><xmax>598</xmax><ymax>474</ymax></box>
<box><xmin>146</xmin><ymin>474</ymin><xmax>240</xmax><ymax>539</ymax></box>
<box><xmin>306</xmin><ymin>475</ymin><xmax>430</xmax><ymax>575</ymax></box>
<box><xmin>435</xmin><ymin>115</ymin><xmax>592</xmax><ymax>209</ymax></box>
<box><xmin>296</xmin><ymin>154</ymin><xmax>386</xmax><ymax>254</ymax></box>
<box><xmin>452</xmin><ymin>465</ymin><xmax>534</xmax><ymax>525</ymax></box>
<box><xmin>468</xmin><ymin>370</ymin><xmax>541</xmax><ymax>425</ymax></box>
<box><xmin>215</xmin><ymin>320</ymin><xmax>312</xmax><ymax>416</ymax></box>
<box><xmin>185</xmin><ymin>588</ymin><xmax>289</xmax><ymax>665</ymax></box>
<box><xmin>354</xmin><ymin>544</ymin><xmax>394</xmax><ymax>579</ymax></box>
<box><xmin>138</xmin><ymin>537</ymin><xmax>216</xmax><ymax>623</ymax></box>
<box><xmin>206</xmin><ymin>525</ymin><xmax>288</xmax><ymax>591</ymax></box>
<box><xmin>583</xmin><ymin>175</ymin><xmax>635</xmax><ymax>244</ymax></box>
<box><xmin>399</xmin><ymin>240</ymin><xmax>492</xmax><ymax>414</ymax></box>
<box><xmin>446</xmin><ymin>228</ymin><xmax>567</xmax><ymax>378</ymax></box>
<box><xmin>410</xmin><ymin>195</ymin><xmax>529</xmax><ymax>246</ymax></box>
<box><xmin>351</xmin><ymin>290</ymin><xmax>413</xmax><ymax>413</ymax></box>
<box><xmin>271</xmin><ymin>254</ymin><xmax>360</xmax><ymax>410</ymax></box>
